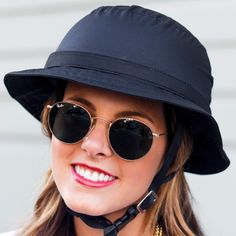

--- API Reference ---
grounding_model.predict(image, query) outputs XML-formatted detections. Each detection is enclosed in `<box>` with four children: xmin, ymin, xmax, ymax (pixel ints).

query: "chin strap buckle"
<box><xmin>136</xmin><ymin>190</ymin><xmax>157</xmax><ymax>213</ymax></box>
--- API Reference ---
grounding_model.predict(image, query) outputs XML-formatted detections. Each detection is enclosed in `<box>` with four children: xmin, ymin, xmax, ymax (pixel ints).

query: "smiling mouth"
<box><xmin>71</xmin><ymin>164</ymin><xmax>117</xmax><ymax>188</ymax></box>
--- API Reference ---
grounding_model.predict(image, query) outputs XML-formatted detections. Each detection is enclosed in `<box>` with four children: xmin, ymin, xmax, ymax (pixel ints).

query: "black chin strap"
<box><xmin>148</xmin><ymin>119</ymin><xmax>184</xmax><ymax>192</ymax></box>
<box><xmin>66</xmin><ymin>121</ymin><xmax>184</xmax><ymax>236</ymax></box>
<box><xmin>67</xmin><ymin>206</ymin><xmax>139</xmax><ymax>236</ymax></box>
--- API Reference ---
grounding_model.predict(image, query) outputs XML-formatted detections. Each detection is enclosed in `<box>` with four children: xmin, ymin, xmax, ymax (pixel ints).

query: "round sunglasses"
<box><xmin>47</xmin><ymin>102</ymin><xmax>167</xmax><ymax>161</ymax></box>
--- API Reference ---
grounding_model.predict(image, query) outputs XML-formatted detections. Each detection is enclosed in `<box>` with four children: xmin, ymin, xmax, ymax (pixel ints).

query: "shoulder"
<box><xmin>0</xmin><ymin>229</ymin><xmax>21</xmax><ymax>236</ymax></box>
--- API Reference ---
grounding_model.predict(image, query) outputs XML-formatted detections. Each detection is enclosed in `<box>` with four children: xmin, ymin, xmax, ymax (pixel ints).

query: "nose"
<box><xmin>80</xmin><ymin>119</ymin><xmax>113</xmax><ymax>159</ymax></box>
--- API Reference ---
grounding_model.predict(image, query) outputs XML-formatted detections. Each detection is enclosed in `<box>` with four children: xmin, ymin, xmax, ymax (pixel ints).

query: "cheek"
<box><xmin>50</xmin><ymin>137</ymin><xmax>74</xmax><ymax>184</ymax></box>
<box><xmin>129</xmin><ymin>137</ymin><xmax>167</xmax><ymax>187</ymax></box>
<box><xmin>51</xmin><ymin>137</ymin><xmax>64</xmax><ymax>166</ymax></box>
<box><xmin>119</xmin><ymin>145</ymin><xmax>165</xmax><ymax>196</ymax></box>
<box><xmin>50</xmin><ymin>136</ymin><xmax>74</xmax><ymax>162</ymax></box>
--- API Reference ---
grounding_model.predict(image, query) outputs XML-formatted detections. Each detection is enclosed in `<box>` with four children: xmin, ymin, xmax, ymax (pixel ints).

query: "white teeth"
<box><xmin>104</xmin><ymin>175</ymin><xmax>109</xmax><ymax>181</ymax></box>
<box><xmin>98</xmin><ymin>173</ymin><xmax>105</xmax><ymax>181</ymax></box>
<box><xmin>79</xmin><ymin>168</ymin><xmax>85</xmax><ymax>176</ymax></box>
<box><xmin>74</xmin><ymin>166</ymin><xmax>114</xmax><ymax>182</ymax></box>
<box><xmin>90</xmin><ymin>172</ymin><xmax>99</xmax><ymax>181</ymax></box>
<box><xmin>75</xmin><ymin>165</ymin><xmax>80</xmax><ymax>173</ymax></box>
<box><xmin>84</xmin><ymin>170</ymin><xmax>91</xmax><ymax>180</ymax></box>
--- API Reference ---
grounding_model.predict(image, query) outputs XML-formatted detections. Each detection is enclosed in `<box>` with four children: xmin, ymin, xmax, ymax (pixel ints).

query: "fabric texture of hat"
<box><xmin>4</xmin><ymin>5</ymin><xmax>230</xmax><ymax>175</ymax></box>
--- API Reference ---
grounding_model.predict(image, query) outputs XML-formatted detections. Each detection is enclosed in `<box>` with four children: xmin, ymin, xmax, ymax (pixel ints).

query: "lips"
<box><xmin>71</xmin><ymin>163</ymin><xmax>117</xmax><ymax>188</ymax></box>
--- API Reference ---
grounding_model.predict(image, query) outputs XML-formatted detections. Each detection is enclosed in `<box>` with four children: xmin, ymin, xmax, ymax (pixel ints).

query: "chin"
<box><xmin>64</xmin><ymin>197</ymin><xmax>129</xmax><ymax>218</ymax></box>
<box><xmin>59</xmin><ymin>186</ymin><xmax>135</xmax><ymax>217</ymax></box>
<box><xmin>64</xmin><ymin>199</ymin><xmax>108</xmax><ymax>216</ymax></box>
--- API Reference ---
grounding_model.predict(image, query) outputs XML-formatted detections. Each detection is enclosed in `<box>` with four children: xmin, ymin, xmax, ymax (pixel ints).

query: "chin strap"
<box><xmin>148</xmin><ymin>119</ymin><xmax>184</xmax><ymax>192</ymax></box>
<box><xmin>66</xmin><ymin>121</ymin><xmax>184</xmax><ymax>236</ymax></box>
<box><xmin>67</xmin><ymin>205</ymin><xmax>139</xmax><ymax>236</ymax></box>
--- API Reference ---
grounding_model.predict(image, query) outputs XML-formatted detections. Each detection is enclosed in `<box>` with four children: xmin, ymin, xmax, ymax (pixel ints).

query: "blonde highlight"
<box><xmin>144</xmin><ymin>124</ymin><xmax>203</xmax><ymax>236</ymax></box>
<box><xmin>20</xmin><ymin>170</ymin><xmax>61</xmax><ymax>236</ymax></box>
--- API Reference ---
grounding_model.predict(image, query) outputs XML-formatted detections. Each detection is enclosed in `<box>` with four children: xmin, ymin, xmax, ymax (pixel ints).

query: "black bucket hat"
<box><xmin>4</xmin><ymin>5</ymin><xmax>230</xmax><ymax>175</ymax></box>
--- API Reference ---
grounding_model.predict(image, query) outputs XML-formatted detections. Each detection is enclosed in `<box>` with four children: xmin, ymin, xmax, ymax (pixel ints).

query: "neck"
<box><xmin>73</xmin><ymin>209</ymin><xmax>151</xmax><ymax>236</ymax></box>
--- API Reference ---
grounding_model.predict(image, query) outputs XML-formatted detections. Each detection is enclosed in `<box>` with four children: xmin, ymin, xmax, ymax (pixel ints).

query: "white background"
<box><xmin>0</xmin><ymin>0</ymin><xmax>235</xmax><ymax>235</ymax></box>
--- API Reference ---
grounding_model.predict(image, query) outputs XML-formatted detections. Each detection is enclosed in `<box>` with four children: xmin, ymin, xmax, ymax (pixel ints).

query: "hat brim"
<box><xmin>4</xmin><ymin>66</ymin><xmax>230</xmax><ymax>175</ymax></box>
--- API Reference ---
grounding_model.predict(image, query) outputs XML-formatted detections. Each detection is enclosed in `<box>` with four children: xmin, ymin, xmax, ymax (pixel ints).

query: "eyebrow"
<box><xmin>116</xmin><ymin>111</ymin><xmax>154</xmax><ymax>124</ymax></box>
<box><xmin>65</xmin><ymin>96</ymin><xmax>96</xmax><ymax>111</ymax></box>
<box><xmin>65</xmin><ymin>96</ymin><xmax>154</xmax><ymax>124</ymax></box>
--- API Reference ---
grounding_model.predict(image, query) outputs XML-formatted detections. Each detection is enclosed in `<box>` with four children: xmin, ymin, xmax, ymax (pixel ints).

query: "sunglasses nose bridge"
<box><xmin>89</xmin><ymin>117</ymin><xmax>112</xmax><ymax>139</ymax></box>
<box><xmin>86</xmin><ymin>117</ymin><xmax>112</xmax><ymax>142</ymax></box>
<box><xmin>88</xmin><ymin>116</ymin><xmax>114</xmax><ymax>146</ymax></box>
<box><xmin>92</xmin><ymin>117</ymin><xmax>112</xmax><ymax>127</ymax></box>
<box><xmin>81</xmin><ymin>117</ymin><xmax>113</xmax><ymax>158</ymax></box>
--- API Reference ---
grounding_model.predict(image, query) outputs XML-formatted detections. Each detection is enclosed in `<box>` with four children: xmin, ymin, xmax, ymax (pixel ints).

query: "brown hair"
<box><xmin>20</xmin><ymin>87</ymin><xmax>204</xmax><ymax>236</ymax></box>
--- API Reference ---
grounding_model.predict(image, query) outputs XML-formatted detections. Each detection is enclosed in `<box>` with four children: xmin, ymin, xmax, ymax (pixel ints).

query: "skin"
<box><xmin>50</xmin><ymin>82</ymin><xmax>168</xmax><ymax>235</ymax></box>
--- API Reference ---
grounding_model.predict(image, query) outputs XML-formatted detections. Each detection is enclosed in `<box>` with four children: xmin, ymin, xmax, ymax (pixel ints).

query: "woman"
<box><xmin>3</xmin><ymin>5</ymin><xmax>230</xmax><ymax>236</ymax></box>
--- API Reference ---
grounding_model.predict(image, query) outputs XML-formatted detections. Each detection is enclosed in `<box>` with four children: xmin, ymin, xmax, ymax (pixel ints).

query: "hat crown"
<box><xmin>57</xmin><ymin>5</ymin><xmax>213</xmax><ymax>107</ymax></box>
<box><xmin>4</xmin><ymin>5</ymin><xmax>230</xmax><ymax>174</ymax></box>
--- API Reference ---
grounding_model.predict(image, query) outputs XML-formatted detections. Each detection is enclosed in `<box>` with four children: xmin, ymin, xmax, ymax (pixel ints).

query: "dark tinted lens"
<box><xmin>109</xmin><ymin>119</ymin><xmax>153</xmax><ymax>160</ymax></box>
<box><xmin>48</xmin><ymin>102</ymin><xmax>91</xmax><ymax>143</ymax></box>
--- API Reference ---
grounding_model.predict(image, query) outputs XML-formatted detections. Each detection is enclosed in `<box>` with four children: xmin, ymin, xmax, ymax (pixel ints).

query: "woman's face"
<box><xmin>50</xmin><ymin>82</ymin><xmax>168</xmax><ymax>219</ymax></box>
